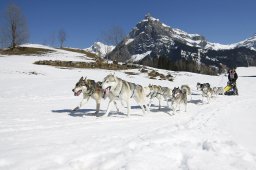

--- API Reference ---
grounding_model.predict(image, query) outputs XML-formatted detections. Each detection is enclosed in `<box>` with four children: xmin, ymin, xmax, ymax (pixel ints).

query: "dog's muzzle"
<box><xmin>73</xmin><ymin>89</ymin><xmax>82</xmax><ymax>96</ymax></box>
<box><xmin>102</xmin><ymin>86</ymin><xmax>111</xmax><ymax>99</ymax></box>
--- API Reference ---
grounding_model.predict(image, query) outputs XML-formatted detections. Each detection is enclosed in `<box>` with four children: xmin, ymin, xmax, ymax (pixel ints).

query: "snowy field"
<box><xmin>0</xmin><ymin>47</ymin><xmax>256</xmax><ymax>170</ymax></box>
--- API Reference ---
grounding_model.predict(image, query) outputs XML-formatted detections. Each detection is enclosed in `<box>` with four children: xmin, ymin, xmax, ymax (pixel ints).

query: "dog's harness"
<box><xmin>129</xmin><ymin>83</ymin><xmax>136</xmax><ymax>98</ymax></box>
<box><xmin>114</xmin><ymin>81</ymin><xmax>136</xmax><ymax>98</ymax></box>
<box><xmin>148</xmin><ymin>90</ymin><xmax>164</xmax><ymax>99</ymax></box>
<box><xmin>130</xmin><ymin>88</ymin><xmax>135</xmax><ymax>98</ymax></box>
<box><xmin>147</xmin><ymin>92</ymin><xmax>155</xmax><ymax>98</ymax></box>
<box><xmin>146</xmin><ymin>90</ymin><xmax>153</xmax><ymax>98</ymax></box>
<box><xmin>84</xmin><ymin>83</ymin><xmax>96</xmax><ymax>97</ymax></box>
<box><xmin>112</xmin><ymin>80</ymin><xmax>123</xmax><ymax>98</ymax></box>
<box><xmin>85</xmin><ymin>88</ymin><xmax>94</xmax><ymax>96</ymax></box>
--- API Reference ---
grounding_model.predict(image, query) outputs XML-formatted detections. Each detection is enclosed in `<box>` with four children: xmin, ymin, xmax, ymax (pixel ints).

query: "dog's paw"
<box><xmin>96</xmin><ymin>114</ymin><xmax>101</xmax><ymax>117</ymax></box>
<box><xmin>94</xmin><ymin>111</ymin><xmax>99</xmax><ymax>116</ymax></box>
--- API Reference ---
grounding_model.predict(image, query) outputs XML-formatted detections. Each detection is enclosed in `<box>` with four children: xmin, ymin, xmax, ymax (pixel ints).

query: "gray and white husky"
<box><xmin>101</xmin><ymin>74</ymin><xmax>149</xmax><ymax>117</ymax></box>
<box><xmin>171</xmin><ymin>87</ymin><xmax>187</xmax><ymax>113</ymax></box>
<box><xmin>72</xmin><ymin>76</ymin><xmax>118</xmax><ymax>115</ymax></box>
<box><xmin>146</xmin><ymin>84</ymin><xmax>172</xmax><ymax>110</ymax></box>
<box><xmin>213</xmin><ymin>87</ymin><xmax>224</xmax><ymax>95</ymax></box>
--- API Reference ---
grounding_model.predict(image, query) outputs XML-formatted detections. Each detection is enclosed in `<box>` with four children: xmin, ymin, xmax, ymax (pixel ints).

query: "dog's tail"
<box><xmin>181</xmin><ymin>88</ymin><xmax>187</xmax><ymax>95</ymax></box>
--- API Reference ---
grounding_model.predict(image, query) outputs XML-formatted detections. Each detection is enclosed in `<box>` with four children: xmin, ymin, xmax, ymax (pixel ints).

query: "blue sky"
<box><xmin>1</xmin><ymin>0</ymin><xmax>255</xmax><ymax>48</ymax></box>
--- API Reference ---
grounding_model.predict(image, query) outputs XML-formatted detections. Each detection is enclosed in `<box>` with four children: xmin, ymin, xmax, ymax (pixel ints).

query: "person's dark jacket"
<box><xmin>228</xmin><ymin>71</ymin><xmax>238</xmax><ymax>83</ymax></box>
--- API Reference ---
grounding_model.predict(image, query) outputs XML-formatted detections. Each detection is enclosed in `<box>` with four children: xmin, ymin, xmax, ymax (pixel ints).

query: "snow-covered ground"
<box><xmin>0</xmin><ymin>49</ymin><xmax>256</xmax><ymax>170</ymax></box>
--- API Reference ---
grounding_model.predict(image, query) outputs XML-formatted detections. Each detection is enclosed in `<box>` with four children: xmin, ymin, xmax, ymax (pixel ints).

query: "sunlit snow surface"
<box><xmin>0</xmin><ymin>45</ymin><xmax>256</xmax><ymax>169</ymax></box>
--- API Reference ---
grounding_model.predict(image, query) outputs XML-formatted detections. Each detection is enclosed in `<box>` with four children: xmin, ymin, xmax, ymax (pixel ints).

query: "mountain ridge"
<box><xmin>106</xmin><ymin>14</ymin><xmax>256</xmax><ymax>74</ymax></box>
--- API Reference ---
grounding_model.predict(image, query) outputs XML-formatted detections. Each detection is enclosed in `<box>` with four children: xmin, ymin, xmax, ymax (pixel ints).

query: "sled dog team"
<box><xmin>72</xmin><ymin>74</ymin><xmax>224</xmax><ymax>117</ymax></box>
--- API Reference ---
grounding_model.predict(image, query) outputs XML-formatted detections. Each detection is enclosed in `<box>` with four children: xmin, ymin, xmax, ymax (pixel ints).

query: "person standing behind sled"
<box><xmin>228</xmin><ymin>68</ymin><xmax>238</xmax><ymax>95</ymax></box>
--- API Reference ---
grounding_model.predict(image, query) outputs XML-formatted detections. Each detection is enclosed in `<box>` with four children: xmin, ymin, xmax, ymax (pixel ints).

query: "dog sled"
<box><xmin>224</xmin><ymin>81</ymin><xmax>238</xmax><ymax>95</ymax></box>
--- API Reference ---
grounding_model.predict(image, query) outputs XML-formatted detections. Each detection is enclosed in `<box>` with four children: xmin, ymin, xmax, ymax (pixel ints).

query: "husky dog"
<box><xmin>213</xmin><ymin>87</ymin><xmax>224</xmax><ymax>95</ymax></box>
<box><xmin>159</xmin><ymin>86</ymin><xmax>172</xmax><ymax>107</ymax></box>
<box><xmin>146</xmin><ymin>85</ymin><xmax>172</xmax><ymax>110</ymax></box>
<box><xmin>197</xmin><ymin>82</ymin><xmax>210</xmax><ymax>91</ymax></box>
<box><xmin>101</xmin><ymin>74</ymin><xmax>149</xmax><ymax>117</ymax></box>
<box><xmin>171</xmin><ymin>87</ymin><xmax>187</xmax><ymax>113</ymax></box>
<box><xmin>72</xmin><ymin>76</ymin><xmax>119</xmax><ymax>114</ymax></box>
<box><xmin>201</xmin><ymin>84</ymin><xmax>213</xmax><ymax>103</ymax></box>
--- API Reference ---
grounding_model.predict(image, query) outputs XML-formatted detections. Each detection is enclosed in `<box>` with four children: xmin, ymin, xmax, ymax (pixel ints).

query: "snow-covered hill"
<box><xmin>84</xmin><ymin>42</ymin><xmax>115</xmax><ymax>57</ymax></box>
<box><xmin>19</xmin><ymin>43</ymin><xmax>94</xmax><ymax>62</ymax></box>
<box><xmin>0</xmin><ymin>51</ymin><xmax>256</xmax><ymax>169</ymax></box>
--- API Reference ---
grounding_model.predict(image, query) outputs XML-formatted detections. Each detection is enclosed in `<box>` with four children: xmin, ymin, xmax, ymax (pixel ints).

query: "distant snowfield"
<box><xmin>0</xmin><ymin>47</ymin><xmax>256</xmax><ymax>169</ymax></box>
<box><xmin>20</xmin><ymin>43</ymin><xmax>94</xmax><ymax>62</ymax></box>
<box><xmin>130</xmin><ymin>51</ymin><xmax>151</xmax><ymax>62</ymax></box>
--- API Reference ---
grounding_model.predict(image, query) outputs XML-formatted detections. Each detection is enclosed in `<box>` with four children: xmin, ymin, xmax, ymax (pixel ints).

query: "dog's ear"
<box><xmin>84</xmin><ymin>76</ymin><xmax>87</xmax><ymax>80</ymax></box>
<box><xmin>79</xmin><ymin>76</ymin><xmax>83</xmax><ymax>81</ymax></box>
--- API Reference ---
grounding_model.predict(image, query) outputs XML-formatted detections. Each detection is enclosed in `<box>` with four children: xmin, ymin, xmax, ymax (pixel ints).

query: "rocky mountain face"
<box><xmin>106</xmin><ymin>15</ymin><xmax>256</xmax><ymax>74</ymax></box>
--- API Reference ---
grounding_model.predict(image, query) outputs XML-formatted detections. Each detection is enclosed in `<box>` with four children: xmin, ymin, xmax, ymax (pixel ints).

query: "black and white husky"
<box><xmin>101</xmin><ymin>74</ymin><xmax>149</xmax><ymax>117</ymax></box>
<box><xmin>197</xmin><ymin>82</ymin><xmax>210</xmax><ymax>91</ymax></box>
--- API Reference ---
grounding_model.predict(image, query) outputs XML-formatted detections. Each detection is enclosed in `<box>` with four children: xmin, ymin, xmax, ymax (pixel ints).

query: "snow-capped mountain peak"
<box><xmin>133</xmin><ymin>15</ymin><xmax>256</xmax><ymax>51</ymax></box>
<box><xmin>84</xmin><ymin>42</ymin><xmax>115</xmax><ymax>57</ymax></box>
<box><xmin>130</xmin><ymin>14</ymin><xmax>207</xmax><ymax>49</ymax></box>
<box><xmin>236</xmin><ymin>34</ymin><xmax>256</xmax><ymax>50</ymax></box>
<box><xmin>141</xmin><ymin>13</ymin><xmax>160</xmax><ymax>22</ymax></box>
<box><xmin>107</xmin><ymin>14</ymin><xmax>256</xmax><ymax>73</ymax></box>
